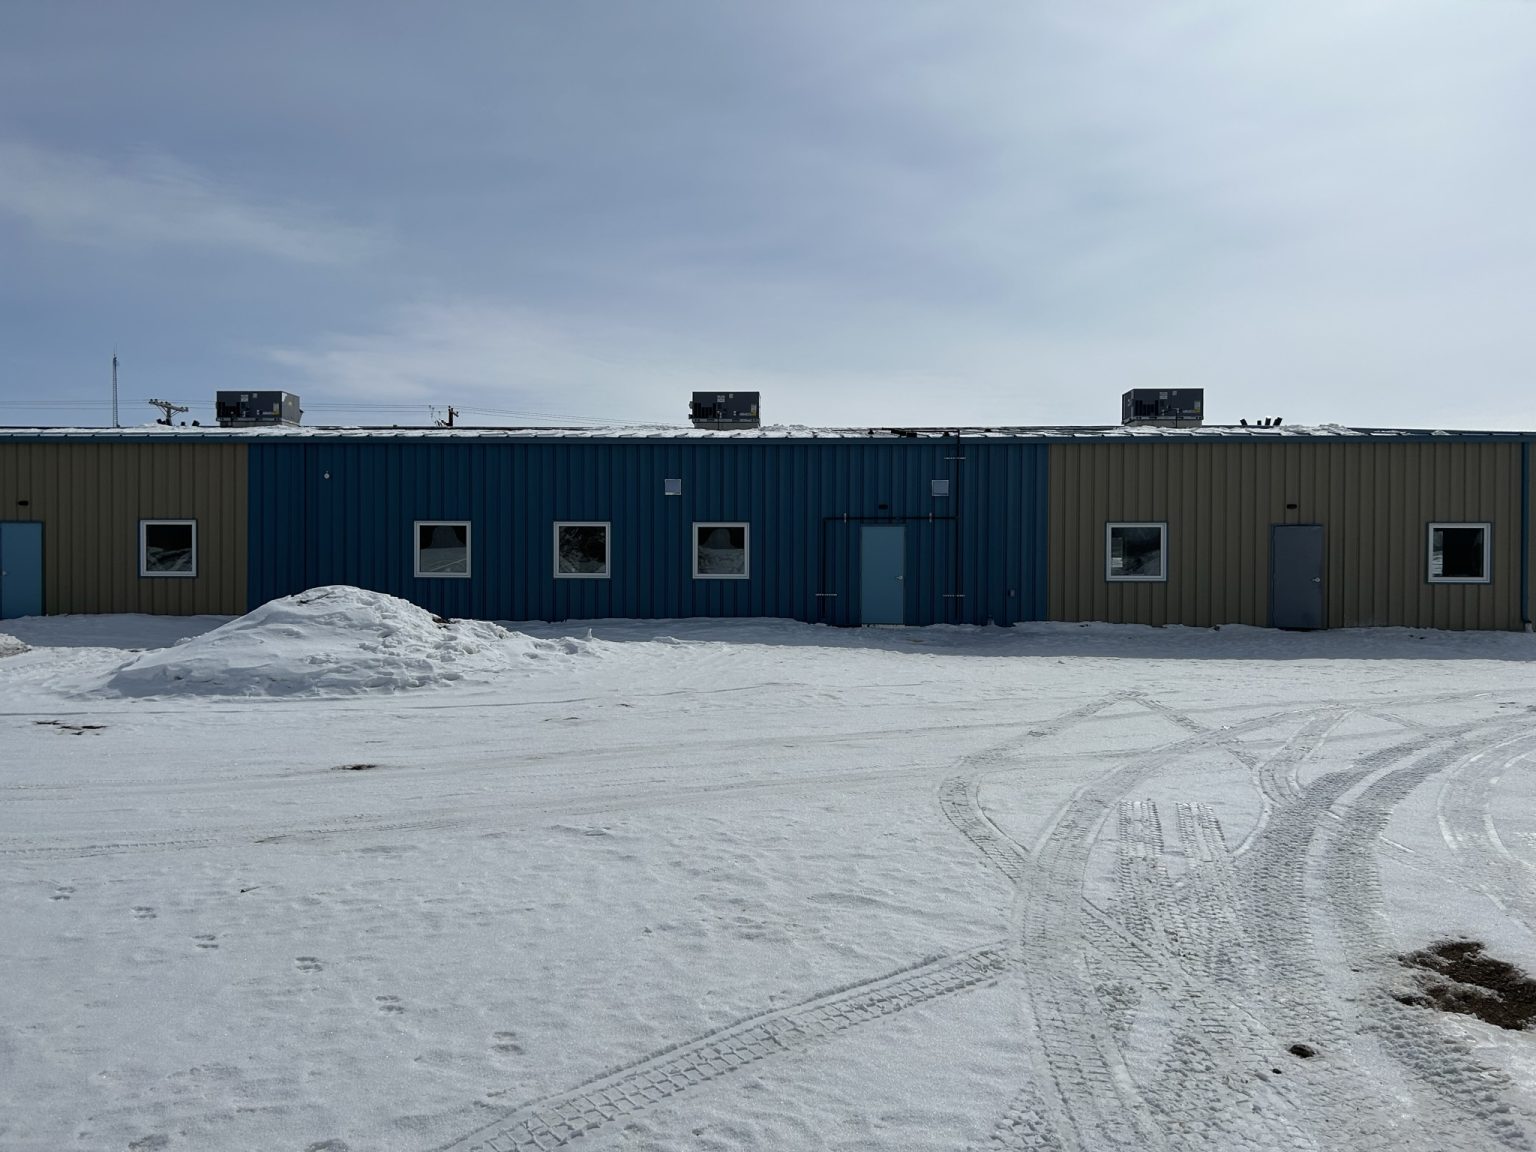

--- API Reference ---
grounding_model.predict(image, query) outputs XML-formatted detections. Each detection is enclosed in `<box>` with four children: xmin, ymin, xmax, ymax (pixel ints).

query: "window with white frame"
<box><xmin>139</xmin><ymin>519</ymin><xmax>197</xmax><ymax>577</ymax></box>
<box><xmin>414</xmin><ymin>521</ymin><xmax>471</xmax><ymax>577</ymax></box>
<box><xmin>693</xmin><ymin>522</ymin><xmax>749</xmax><ymax>578</ymax></box>
<box><xmin>554</xmin><ymin>522</ymin><xmax>610</xmax><ymax>578</ymax></box>
<box><xmin>1428</xmin><ymin>523</ymin><xmax>1490</xmax><ymax>583</ymax></box>
<box><xmin>1106</xmin><ymin>522</ymin><xmax>1167</xmax><ymax>582</ymax></box>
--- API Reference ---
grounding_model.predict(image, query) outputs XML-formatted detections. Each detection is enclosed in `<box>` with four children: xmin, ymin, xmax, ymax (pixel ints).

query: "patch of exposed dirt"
<box><xmin>1396</xmin><ymin>940</ymin><xmax>1536</xmax><ymax>1031</ymax></box>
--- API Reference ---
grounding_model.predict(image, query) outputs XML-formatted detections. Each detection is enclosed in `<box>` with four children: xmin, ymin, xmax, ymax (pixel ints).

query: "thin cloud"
<box><xmin>0</xmin><ymin>139</ymin><xmax>372</xmax><ymax>264</ymax></box>
<box><xmin>263</xmin><ymin>300</ymin><xmax>961</xmax><ymax>427</ymax></box>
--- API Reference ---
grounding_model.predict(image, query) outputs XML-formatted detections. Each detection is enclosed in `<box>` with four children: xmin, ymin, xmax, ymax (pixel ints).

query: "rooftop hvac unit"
<box><xmin>689</xmin><ymin>391</ymin><xmax>760</xmax><ymax>430</ymax></box>
<box><xmin>215</xmin><ymin>391</ymin><xmax>302</xmax><ymax>427</ymax></box>
<box><xmin>1122</xmin><ymin>388</ymin><xmax>1203</xmax><ymax>428</ymax></box>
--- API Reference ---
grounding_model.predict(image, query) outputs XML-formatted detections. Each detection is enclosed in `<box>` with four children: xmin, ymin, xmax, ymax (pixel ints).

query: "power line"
<box><xmin>0</xmin><ymin>396</ymin><xmax>679</xmax><ymax>428</ymax></box>
<box><xmin>0</xmin><ymin>402</ymin><xmax>120</xmax><ymax>410</ymax></box>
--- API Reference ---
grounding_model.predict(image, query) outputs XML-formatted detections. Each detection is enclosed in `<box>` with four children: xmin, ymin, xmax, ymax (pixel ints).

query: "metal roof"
<box><xmin>1</xmin><ymin>423</ymin><xmax>1533</xmax><ymax>443</ymax></box>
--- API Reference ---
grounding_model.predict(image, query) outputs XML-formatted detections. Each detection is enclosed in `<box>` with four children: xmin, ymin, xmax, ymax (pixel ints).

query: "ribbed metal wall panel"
<box><xmin>0</xmin><ymin>441</ymin><xmax>247</xmax><ymax>615</ymax></box>
<box><xmin>247</xmin><ymin>439</ymin><xmax>1051</xmax><ymax>625</ymax></box>
<box><xmin>1049</xmin><ymin>441</ymin><xmax>1522</xmax><ymax>629</ymax></box>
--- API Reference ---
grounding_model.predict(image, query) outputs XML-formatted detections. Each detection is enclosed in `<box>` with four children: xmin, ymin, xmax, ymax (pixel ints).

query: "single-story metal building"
<box><xmin>1</xmin><ymin>424</ymin><xmax>1531</xmax><ymax>631</ymax></box>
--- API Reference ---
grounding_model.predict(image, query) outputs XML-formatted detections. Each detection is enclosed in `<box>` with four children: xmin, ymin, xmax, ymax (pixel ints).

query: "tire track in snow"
<box><xmin>429</xmin><ymin>694</ymin><xmax>1521</xmax><ymax>1152</ymax></box>
<box><xmin>1015</xmin><ymin>755</ymin><xmax>1176</xmax><ymax>1151</ymax></box>
<box><xmin>1235</xmin><ymin>722</ymin><xmax>1536</xmax><ymax>1150</ymax></box>
<box><xmin>997</xmin><ymin>706</ymin><xmax>1326</xmax><ymax>1151</ymax></box>
<box><xmin>1436</xmin><ymin>743</ymin><xmax>1536</xmax><ymax>932</ymax></box>
<box><xmin>426</xmin><ymin>698</ymin><xmax>1140</xmax><ymax>1152</ymax></box>
<box><xmin>428</xmin><ymin>943</ymin><xmax>1010</xmax><ymax>1152</ymax></box>
<box><xmin>1230</xmin><ymin>729</ymin><xmax>1464</xmax><ymax>1151</ymax></box>
<box><xmin>0</xmin><ymin>814</ymin><xmax>465</xmax><ymax>859</ymax></box>
<box><xmin>1170</xmin><ymin>802</ymin><xmax>1242</xmax><ymax>984</ymax></box>
<box><xmin>941</xmin><ymin>692</ymin><xmax>1147</xmax><ymax>888</ymax></box>
<box><xmin>1255</xmin><ymin>707</ymin><xmax>1350</xmax><ymax>809</ymax></box>
<box><xmin>981</xmin><ymin>704</ymin><xmax>1510</xmax><ymax>1152</ymax></box>
<box><xmin>1316</xmin><ymin>729</ymin><xmax>1536</xmax><ymax>1150</ymax></box>
<box><xmin>1080</xmin><ymin>901</ymin><xmax>1322</xmax><ymax>1152</ymax></box>
<box><xmin>1091</xmin><ymin>810</ymin><xmax>1312</xmax><ymax>1151</ymax></box>
<box><xmin>1111</xmin><ymin>799</ymin><xmax>1174</xmax><ymax>948</ymax></box>
<box><xmin>1226</xmin><ymin>706</ymin><xmax>1352</xmax><ymax>863</ymax></box>
<box><xmin>939</xmin><ymin>777</ymin><xmax>1029</xmax><ymax>885</ymax></box>
<box><xmin>951</xmin><ymin>705</ymin><xmax>1331</xmax><ymax>1151</ymax></box>
<box><xmin>1127</xmin><ymin>693</ymin><xmax>1207</xmax><ymax>734</ymax></box>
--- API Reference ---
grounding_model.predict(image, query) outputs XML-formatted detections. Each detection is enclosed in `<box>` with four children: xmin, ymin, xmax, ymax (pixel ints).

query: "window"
<box><xmin>414</xmin><ymin>521</ymin><xmax>470</xmax><ymax>578</ymax></box>
<box><xmin>931</xmin><ymin>479</ymin><xmax>951</xmax><ymax>497</ymax></box>
<box><xmin>554</xmin><ymin>522</ymin><xmax>610</xmax><ymax>578</ymax></box>
<box><xmin>139</xmin><ymin>519</ymin><xmax>197</xmax><ymax>577</ymax></box>
<box><xmin>1428</xmin><ymin>523</ymin><xmax>1490</xmax><ymax>583</ymax></box>
<box><xmin>693</xmin><ymin>522</ymin><xmax>749</xmax><ymax>579</ymax></box>
<box><xmin>1106</xmin><ymin>522</ymin><xmax>1167</xmax><ymax>582</ymax></box>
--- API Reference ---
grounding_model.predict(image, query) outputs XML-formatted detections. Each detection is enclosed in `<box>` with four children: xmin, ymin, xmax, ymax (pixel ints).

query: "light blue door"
<box><xmin>860</xmin><ymin>525</ymin><xmax>905</xmax><ymax>625</ymax></box>
<box><xmin>0</xmin><ymin>522</ymin><xmax>44</xmax><ymax>619</ymax></box>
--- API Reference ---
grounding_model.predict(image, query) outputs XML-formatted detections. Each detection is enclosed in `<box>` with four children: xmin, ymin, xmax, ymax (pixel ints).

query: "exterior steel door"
<box><xmin>0</xmin><ymin>522</ymin><xmax>44</xmax><ymax>619</ymax></box>
<box><xmin>1271</xmin><ymin>524</ymin><xmax>1324</xmax><ymax>629</ymax></box>
<box><xmin>860</xmin><ymin>525</ymin><xmax>905</xmax><ymax>625</ymax></box>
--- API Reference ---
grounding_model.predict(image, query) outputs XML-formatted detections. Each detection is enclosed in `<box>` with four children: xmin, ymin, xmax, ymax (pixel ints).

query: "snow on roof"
<box><xmin>1</xmin><ymin>422</ymin><xmax>1532</xmax><ymax>442</ymax></box>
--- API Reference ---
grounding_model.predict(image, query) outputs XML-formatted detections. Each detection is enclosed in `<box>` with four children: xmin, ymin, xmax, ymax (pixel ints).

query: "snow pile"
<box><xmin>102</xmin><ymin>586</ymin><xmax>593</xmax><ymax>697</ymax></box>
<box><xmin>0</xmin><ymin>632</ymin><xmax>28</xmax><ymax>658</ymax></box>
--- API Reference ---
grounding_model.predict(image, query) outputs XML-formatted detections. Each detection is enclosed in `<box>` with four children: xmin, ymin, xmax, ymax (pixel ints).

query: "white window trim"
<box><xmin>692</xmin><ymin>521</ymin><xmax>750</xmax><ymax>580</ymax></box>
<box><xmin>553</xmin><ymin>521</ymin><xmax>611</xmax><ymax>579</ymax></box>
<box><xmin>1105</xmin><ymin>521</ymin><xmax>1168</xmax><ymax>583</ymax></box>
<box><xmin>413</xmin><ymin>520</ymin><xmax>472</xmax><ymax>579</ymax></box>
<box><xmin>138</xmin><ymin>518</ymin><xmax>198</xmax><ymax>578</ymax></box>
<box><xmin>1427</xmin><ymin>521</ymin><xmax>1491</xmax><ymax>584</ymax></box>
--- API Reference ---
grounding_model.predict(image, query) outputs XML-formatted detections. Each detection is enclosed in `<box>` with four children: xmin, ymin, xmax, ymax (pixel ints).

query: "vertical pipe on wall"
<box><xmin>951</xmin><ymin>430</ymin><xmax>963</xmax><ymax>623</ymax></box>
<box><xmin>1522</xmin><ymin>439</ymin><xmax>1530</xmax><ymax>630</ymax></box>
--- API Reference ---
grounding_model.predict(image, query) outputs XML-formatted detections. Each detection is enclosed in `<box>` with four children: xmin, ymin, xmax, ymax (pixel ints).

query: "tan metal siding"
<box><xmin>0</xmin><ymin>442</ymin><xmax>247</xmax><ymax>616</ymax></box>
<box><xmin>1049</xmin><ymin>441</ymin><xmax>1522</xmax><ymax>630</ymax></box>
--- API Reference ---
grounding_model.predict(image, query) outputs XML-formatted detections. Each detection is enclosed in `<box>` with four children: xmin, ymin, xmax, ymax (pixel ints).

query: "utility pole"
<box><xmin>148</xmin><ymin>398</ymin><xmax>189</xmax><ymax>426</ymax></box>
<box><xmin>111</xmin><ymin>351</ymin><xmax>120</xmax><ymax>428</ymax></box>
<box><xmin>435</xmin><ymin>405</ymin><xmax>458</xmax><ymax>428</ymax></box>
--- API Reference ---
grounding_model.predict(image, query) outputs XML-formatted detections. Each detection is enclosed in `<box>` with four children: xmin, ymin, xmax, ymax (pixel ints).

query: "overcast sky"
<box><xmin>2</xmin><ymin>2</ymin><xmax>1534</xmax><ymax>430</ymax></box>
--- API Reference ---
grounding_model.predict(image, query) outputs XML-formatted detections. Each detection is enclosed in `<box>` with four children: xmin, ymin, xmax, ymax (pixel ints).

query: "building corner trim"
<box><xmin>1522</xmin><ymin>440</ymin><xmax>1531</xmax><ymax>629</ymax></box>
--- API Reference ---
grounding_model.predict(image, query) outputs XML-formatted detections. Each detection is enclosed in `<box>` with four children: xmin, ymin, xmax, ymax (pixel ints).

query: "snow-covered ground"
<box><xmin>2</xmin><ymin>588</ymin><xmax>1535</xmax><ymax>1152</ymax></box>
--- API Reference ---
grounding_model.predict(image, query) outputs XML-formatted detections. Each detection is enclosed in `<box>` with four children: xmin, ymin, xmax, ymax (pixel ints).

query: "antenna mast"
<box><xmin>112</xmin><ymin>351</ymin><xmax>119</xmax><ymax>428</ymax></box>
<box><xmin>148</xmin><ymin>398</ymin><xmax>189</xmax><ymax>426</ymax></box>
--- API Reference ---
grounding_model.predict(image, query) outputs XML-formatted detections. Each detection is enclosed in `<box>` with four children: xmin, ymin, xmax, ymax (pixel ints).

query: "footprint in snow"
<box><xmin>295</xmin><ymin>956</ymin><xmax>324</xmax><ymax>972</ymax></box>
<box><xmin>193</xmin><ymin>934</ymin><xmax>218</xmax><ymax>950</ymax></box>
<box><xmin>132</xmin><ymin>906</ymin><xmax>156</xmax><ymax>920</ymax></box>
<box><xmin>375</xmin><ymin>995</ymin><xmax>404</xmax><ymax>1015</ymax></box>
<box><xmin>491</xmin><ymin>1031</ymin><xmax>524</xmax><ymax>1055</ymax></box>
<box><xmin>50</xmin><ymin>886</ymin><xmax>74</xmax><ymax>902</ymax></box>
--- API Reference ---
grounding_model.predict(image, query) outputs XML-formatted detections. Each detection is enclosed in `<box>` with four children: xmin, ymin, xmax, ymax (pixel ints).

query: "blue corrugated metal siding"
<box><xmin>247</xmin><ymin>439</ymin><xmax>1049</xmax><ymax>625</ymax></box>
